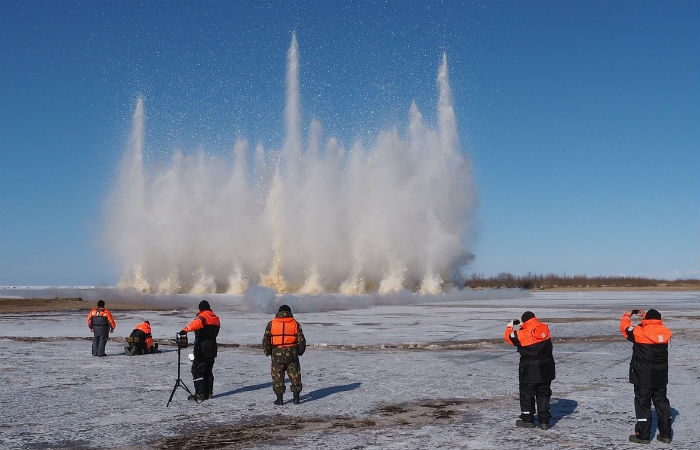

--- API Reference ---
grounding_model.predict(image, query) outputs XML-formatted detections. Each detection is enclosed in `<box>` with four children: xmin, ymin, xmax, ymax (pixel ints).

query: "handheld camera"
<box><xmin>512</xmin><ymin>319</ymin><xmax>521</xmax><ymax>326</ymax></box>
<box><xmin>631</xmin><ymin>309</ymin><xmax>639</xmax><ymax>316</ymax></box>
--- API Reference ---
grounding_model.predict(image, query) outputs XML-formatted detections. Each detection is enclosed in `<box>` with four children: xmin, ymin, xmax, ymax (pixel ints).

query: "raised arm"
<box><xmin>504</xmin><ymin>320</ymin><xmax>520</xmax><ymax>347</ymax></box>
<box><xmin>620</xmin><ymin>311</ymin><xmax>635</xmax><ymax>342</ymax></box>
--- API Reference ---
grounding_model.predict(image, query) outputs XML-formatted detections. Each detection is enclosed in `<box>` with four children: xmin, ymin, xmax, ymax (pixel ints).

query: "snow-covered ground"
<box><xmin>0</xmin><ymin>289</ymin><xmax>698</xmax><ymax>449</ymax></box>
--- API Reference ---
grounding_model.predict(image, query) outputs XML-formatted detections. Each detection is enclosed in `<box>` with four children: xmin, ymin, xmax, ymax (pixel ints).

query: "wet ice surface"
<box><xmin>0</xmin><ymin>290</ymin><xmax>698</xmax><ymax>449</ymax></box>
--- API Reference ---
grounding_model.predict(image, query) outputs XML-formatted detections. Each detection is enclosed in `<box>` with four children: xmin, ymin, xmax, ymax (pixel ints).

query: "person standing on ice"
<box><xmin>620</xmin><ymin>308</ymin><xmax>673</xmax><ymax>444</ymax></box>
<box><xmin>504</xmin><ymin>311</ymin><xmax>555</xmax><ymax>430</ymax></box>
<box><xmin>180</xmin><ymin>300</ymin><xmax>220</xmax><ymax>401</ymax></box>
<box><xmin>262</xmin><ymin>305</ymin><xmax>306</xmax><ymax>405</ymax></box>
<box><xmin>87</xmin><ymin>299</ymin><xmax>116</xmax><ymax>357</ymax></box>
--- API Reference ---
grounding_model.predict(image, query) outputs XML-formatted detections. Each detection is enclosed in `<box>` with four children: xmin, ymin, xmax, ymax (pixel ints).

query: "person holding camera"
<box><xmin>504</xmin><ymin>311</ymin><xmax>555</xmax><ymax>430</ymax></box>
<box><xmin>620</xmin><ymin>308</ymin><xmax>673</xmax><ymax>444</ymax></box>
<box><xmin>180</xmin><ymin>300</ymin><xmax>220</xmax><ymax>401</ymax></box>
<box><xmin>87</xmin><ymin>299</ymin><xmax>116</xmax><ymax>357</ymax></box>
<box><xmin>262</xmin><ymin>305</ymin><xmax>306</xmax><ymax>405</ymax></box>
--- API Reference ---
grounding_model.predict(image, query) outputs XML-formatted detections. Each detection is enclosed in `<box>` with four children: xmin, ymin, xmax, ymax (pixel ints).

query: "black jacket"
<box><xmin>628</xmin><ymin>341</ymin><xmax>669</xmax><ymax>387</ymax></box>
<box><xmin>185</xmin><ymin>309</ymin><xmax>220</xmax><ymax>359</ymax></box>
<box><xmin>506</xmin><ymin>318</ymin><xmax>556</xmax><ymax>384</ymax></box>
<box><xmin>515</xmin><ymin>339</ymin><xmax>555</xmax><ymax>383</ymax></box>
<box><xmin>624</xmin><ymin>320</ymin><xmax>671</xmax><ymax>388</ymax></box>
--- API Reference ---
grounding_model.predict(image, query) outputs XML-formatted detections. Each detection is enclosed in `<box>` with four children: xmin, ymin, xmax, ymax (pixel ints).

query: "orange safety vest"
<box><xmin>620</xmin><ymin>316</ymin><xmax>672</xmax><ymax>344</ymax></box>
<box><xmin>504</xmin><ymin>318</ymin><xmax>551</xmax><ymax>347</ymax></box>
<box><xmin>134</xmin><ymin>321</ymin><xmax>151</xmax><ymax>335</ymax></box>
<box><xmin>134</xmin><ymin>321</ymin><xmax>153</xmax><ymax>348</ymax></box>
<box><xmin>270</xmin><ymin>317</ymin><xmax>298</xmax><ymax>348</ymax></box>
<box><xmin>87</xmin><ymin>307</ymin><xmax>116</xmax><ymax>329</ymax></box>
<box><xmin>184</xmin><ymin>309</ymin><xmax>221</xmax><ymax>332</ymax></box>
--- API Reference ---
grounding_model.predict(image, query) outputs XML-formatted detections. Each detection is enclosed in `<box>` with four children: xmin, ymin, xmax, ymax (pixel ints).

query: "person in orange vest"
<box><xmin>504</xmin><ymin>311</ymin><xmax>555</xmax><ymax>430</ymax></box>
<box><xmin>180</xmin><ymin>300</ymin><xmax>220</xmax><ymax>401</ymax></box>
<box><xmin>124</xmin><ymin>320</ymin><xmax>158</xmax><ymax>355</ymax></box>
<box><xmin>87</xmin><ymin>299</ymin><xmax>116</xmax><ymax>357</ymax></box>
<box><xmin>620</xmin><ymin>308</ymin><xmax>673</xmax><ymax>444</ymax></box>
<box><xmin>262</xmin><ymin>304</ymin><xmax>306</xmax><ymax>405</ymax></box>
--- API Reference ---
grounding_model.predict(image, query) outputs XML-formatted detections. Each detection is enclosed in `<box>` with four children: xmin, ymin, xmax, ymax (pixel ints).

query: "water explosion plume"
<box><xmin>104</xmin><ymin>35</ymin><xmax>476</xmax><ymax>295</ymax></box>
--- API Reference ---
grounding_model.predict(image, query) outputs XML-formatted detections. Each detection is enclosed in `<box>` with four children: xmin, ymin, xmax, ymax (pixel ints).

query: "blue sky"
<box><xmin>0</xmin><ymin>0</ymin><xmax>698</xmax><ymax>285</ymax></box>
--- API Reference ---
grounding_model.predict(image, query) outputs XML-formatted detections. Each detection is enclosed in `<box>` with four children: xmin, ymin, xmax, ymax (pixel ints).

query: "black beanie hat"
<box><xmin>278</xmin><ymin>304</ymin><xmax>292</xmax><ymax>313</ymax></box>
<box><xmin>645</xmin><ymin>309</ymin><xmax>661</xmax><ymax>320</ymax></box>
<box><xmin>97</xmin><ymin>300</ymin><xmax>105</xmax><ymax>307</ymax></box>
<box><xmin>198</xmin><ymin>300</ymin><xmax>211</xmax><ymax>311</ymax></box>
<box><xmin>521</xmin><ymin>311</ymin><xmax>536</xmax><ymax>322</ymax></box>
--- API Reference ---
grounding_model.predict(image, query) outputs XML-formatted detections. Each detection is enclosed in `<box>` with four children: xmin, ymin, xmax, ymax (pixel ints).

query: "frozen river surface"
<box><xmin>0</xmin><ymin>289</ymin><xmax>698</xmax><ymax>449</ymax></box>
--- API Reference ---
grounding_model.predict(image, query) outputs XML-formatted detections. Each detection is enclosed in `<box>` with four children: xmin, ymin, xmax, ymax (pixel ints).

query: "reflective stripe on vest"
<box><xmin>633</xmin><ymin>320</ymin><xmax>671</xmax><ymax>345</ymax></box>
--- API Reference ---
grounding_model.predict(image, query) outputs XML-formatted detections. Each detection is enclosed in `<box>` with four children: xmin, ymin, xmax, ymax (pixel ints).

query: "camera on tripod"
<box><xmin>172</xmin><ymin>332</ymin><xmax>188</xmax><ymax>349</ymax></box>
<box><xmin>167</xmin><ymin>331</ymin><xmax>195</xmax><ymax>406</ymax></box>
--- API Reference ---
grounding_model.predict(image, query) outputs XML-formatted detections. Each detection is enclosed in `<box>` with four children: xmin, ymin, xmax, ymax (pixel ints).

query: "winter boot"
<box><xmin>516</xmin><ymin>419</ymin><xmax>535</xmax><ymax>428</ymax></box>
<box><xmin>293</xmin><ymin>392</ymin><xmax>300</xmax><ymax>404</ymax></box>
<box><xmin>189</xmin><ymin>379</ymin><xmax>208</xmax><ymax>401</ymax></box>
<box><xmin>274</xmin><ymin>393</ymin><xmax>284</xmax><ymax>405</ymax></box>
<box><xmin>538</xmin><ymin>422</ymin><xmax>550</xmax><ymax>430</ymax></box>
<box><xmin>207</xmin><ymin>377</ymin><xmax>214</xmax><ymax>399</ymax></box>
<box><xmin>124</xmin><ymin>341</ymin><xmax>137</xmax><ymax>356</ymax></box>
<box><xmin>628</xmin><ymin>434</ymin><xmax>650</xmax><ymax>444</ymax></box>
<box><xmin>656</xmin><ymin>435</ymin><xmax>672</xmax><ymax>444</ymax></box>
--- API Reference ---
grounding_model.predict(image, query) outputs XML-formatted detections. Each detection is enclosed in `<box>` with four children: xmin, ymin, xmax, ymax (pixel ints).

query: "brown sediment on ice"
<box><xmin>0</xmin><ymin>297</ymin><xmax>171</xmax><ymax>313</ymax></box>
<box><xmin>0</xmin><ymin>336</ymin><xmax>94</xmax><ymax>343</ymax></box>
<box><xmin>153</xmin><ymin>397</ymin><xmax>482</xmax><ymax>450</ymax></box>
<box><xmin>0</xmin><ymin>334</ymin><xmax>655</xmax><ymax>349</ymax></box>
<box><xmin>3</xmin><ymin>330</ymin><xmax>696</xmax><ymax>349</ymax></box>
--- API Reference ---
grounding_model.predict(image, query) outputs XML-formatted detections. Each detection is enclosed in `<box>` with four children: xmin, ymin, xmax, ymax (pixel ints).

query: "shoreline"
<box><xmin>537</xmin><ymin>284</ymin><xmax>699</xmax><ymax>292</ymax></box>
<box><xmin>1</xmin><ymin>285</ymin><xmax>697</xmax><ymax>314</ymax></box>
<box><xmin>0</xmin><ymin>297</ymin><xmax>173</xmax><ymax>313</ymax></box>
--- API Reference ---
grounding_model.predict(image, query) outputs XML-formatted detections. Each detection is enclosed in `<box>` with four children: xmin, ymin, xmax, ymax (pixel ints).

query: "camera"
<box><xmin>631</xmin><ymin>309</ymin><xmax>639</xmax><ymax>316</ymax></box>
<box><xmin>512</xmin><ymin>319</ymin><xmax>520</xmax><ymax>326</ymax></box>
<box><xmin>172</xmin><ymin>333</ymin><xmax>188</xmax><ymax>349</ymax></box>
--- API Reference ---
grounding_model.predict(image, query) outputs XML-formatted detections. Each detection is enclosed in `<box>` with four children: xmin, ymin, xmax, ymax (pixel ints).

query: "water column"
<box><xmin>106</xmin><ymin>35</ymin><xmax>477</xmax><ymax>295</ymax></box>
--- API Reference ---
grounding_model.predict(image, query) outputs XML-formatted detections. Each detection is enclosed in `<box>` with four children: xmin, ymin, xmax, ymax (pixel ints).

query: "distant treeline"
<box><xmin>465</xmin><ymin>273</ymin><xmax>700</xmax><ymax>290</ymax></box>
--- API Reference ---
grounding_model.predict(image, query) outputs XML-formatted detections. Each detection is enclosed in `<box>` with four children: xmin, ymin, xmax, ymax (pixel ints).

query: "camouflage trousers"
<box><xmin>271</xmin><ymin>360</ymin><xmax>302</xmax><ymax>394</ymax></box>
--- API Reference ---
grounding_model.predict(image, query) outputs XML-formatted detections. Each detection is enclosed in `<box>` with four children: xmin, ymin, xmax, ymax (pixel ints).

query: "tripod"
<box><xmin>167</xmin><ymin>333</ymin><xmax>197</xmax><ymax>406</ymax></box>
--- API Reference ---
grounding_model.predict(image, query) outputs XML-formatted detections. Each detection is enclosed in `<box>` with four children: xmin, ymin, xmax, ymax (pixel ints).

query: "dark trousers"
<box><xmin>519</xmin><ymin>381</ymin><xmax>552</xmax><ymax>424</ymax></box>
<box><xmin>192</xmin><ymin>357</ymin><xmax>215</xmax><ymax>398</ymax></box>
<box><xmin>92</xmin><ymin>328</ymin><xmax>109</xmax><ymax>356</ymax></box>
<box><xmin>126</xmin><ymin>330</ymin><xmax>147</xmax><ymax>354</ymax></box>
<box><xmin>634</xmin><ymin>384</ymin><xmax>672</xmax><ymax>439</ymax></box>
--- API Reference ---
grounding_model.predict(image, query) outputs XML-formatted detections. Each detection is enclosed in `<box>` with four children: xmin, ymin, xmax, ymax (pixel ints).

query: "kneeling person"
<box><xmin>262</xmin><ymin>305</ymin><xmax>306</xmax><ymax>405</ymax></box>
<box><xmin>125</xmin><ymin>320</ymin><xmax>158</xmax><ymax>355</ymax></box>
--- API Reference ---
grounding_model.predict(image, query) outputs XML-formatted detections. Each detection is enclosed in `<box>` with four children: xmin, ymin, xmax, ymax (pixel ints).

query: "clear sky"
<box><xmin>1</xmin><ymin>0</ymin><xmax>698</xmax><ymax>286</ymax></box>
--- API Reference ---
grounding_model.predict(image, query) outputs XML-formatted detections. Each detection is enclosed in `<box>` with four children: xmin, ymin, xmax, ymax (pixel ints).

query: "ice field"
<box><xmin>0</xmin><ymin>289</ymin><xmax>698</xmax><ymax>449</ymax></box>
